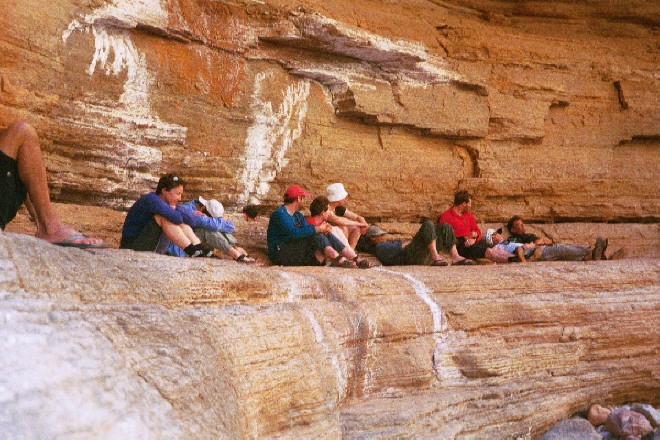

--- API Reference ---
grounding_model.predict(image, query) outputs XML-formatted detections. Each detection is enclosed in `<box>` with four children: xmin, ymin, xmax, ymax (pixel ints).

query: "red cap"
<box><xmin>284</xmin><ymin>185</ymin><xmax>311</xmax><ymax>198</ymax></box>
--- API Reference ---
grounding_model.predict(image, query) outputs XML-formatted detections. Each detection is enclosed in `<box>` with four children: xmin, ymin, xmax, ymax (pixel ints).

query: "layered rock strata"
<box><xmin>1</xmin><ymin>233</ymin><xmax>658</xmax><ymax>438</ymax></box>
<box><xmin>0</xmin><ymin>0</ymin><xmax>658</xmax><ymax>222</ymax></box>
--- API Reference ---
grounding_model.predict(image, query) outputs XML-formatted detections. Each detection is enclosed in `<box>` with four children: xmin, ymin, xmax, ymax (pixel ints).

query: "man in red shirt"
<box><xmin>438</xmin><ymin>190</ymin><xmax>489</xmax><ymax>260</ymax></box>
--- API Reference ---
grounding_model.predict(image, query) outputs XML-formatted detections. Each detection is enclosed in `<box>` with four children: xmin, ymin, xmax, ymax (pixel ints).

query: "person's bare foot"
<box><xmin>37</xmin><ymin>225</ymin><xmax>106</xmax><ymax>248</ymax></box>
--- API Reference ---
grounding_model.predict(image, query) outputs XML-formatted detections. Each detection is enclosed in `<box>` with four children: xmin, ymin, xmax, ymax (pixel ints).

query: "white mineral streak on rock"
<box><xmin>433</xmin><ymin>330</ymin><xmax>470</xmax><ymax>385</ymax></box>
<box><xmin>0</xmin><ymin>300</ymin><xmax>183</xmax><ymax>439</ymax></box>
<box><xmin>361</xmin><ymin>314</ymin><xmax>378</xmax><ymax>394</ymax></box>
<box><xmin>374</xmin><ymin>268</ymin><xmax>463</xmax><ymax>384</ymax></box>
<box><xmin>302</xmin><ymin>308</ymin><xmax>348</xmax><ymax>401</ymax></box>
<box><xmin>377</xmin><ymin>268</ymin><xmax>446</xmax><ymax>338</ymax></box>
<box><xmin>237</xmin><ymin>73</ymin><xmax>311</xmax><ymax>205</ymax></box>
<box><xmin>61</xmin><ymin>0</ymin><xmax>186</xmax><ymax>202</ymax></box>
<box><xmin>279</xmin><ymin>271</ymin><xmax>303</xmax><ymax>302</ymax></box>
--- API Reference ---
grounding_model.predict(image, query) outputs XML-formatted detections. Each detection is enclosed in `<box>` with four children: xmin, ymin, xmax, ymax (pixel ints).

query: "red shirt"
<box><xmin>439</xmin><ymin>207</ymin><xmax>482</xmax><ymax>240</ymax></box>
<box><xmin>306</xmin><ymin>216</ymin><xmax>322</xmax><ymax>226</ymax></box>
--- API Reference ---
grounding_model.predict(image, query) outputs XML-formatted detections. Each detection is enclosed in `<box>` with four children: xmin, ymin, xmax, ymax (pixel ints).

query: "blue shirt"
<box><xmin>121</xmin><ymin>192</ymin><xmax>183</xmax><ymax>239</ymax></box>
<box><xmin>267</xmin><ymin>205</ymin><xmax>316</xmax><ymax>260</ymax></box>
<box><xmin>496</xmin><ymin>241</ymin><xmax>525</xmax><ymax>254</ymax></box>
<box><xmin>178</xmin><ymin>200</ymin><xmax>235</xmax><ymax>233</ymax></box>
<box><xmin>374</xmin><ymin>240</ymin><xmax>405</xmax><ymax>266</ymax></box>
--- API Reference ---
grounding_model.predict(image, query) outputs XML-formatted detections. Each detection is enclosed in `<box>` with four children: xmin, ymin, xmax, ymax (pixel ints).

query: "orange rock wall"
<box><xmin>0</xmin><ymin>0</ymin><xmax>658</xmax><ymax>221</ymax></box>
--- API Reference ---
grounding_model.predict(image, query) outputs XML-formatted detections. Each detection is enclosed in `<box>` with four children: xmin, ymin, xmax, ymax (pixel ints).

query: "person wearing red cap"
<box><xmin>267</xmin><ymin>185</ymin><xmax>366</xmax><ymax>267</ymax></box>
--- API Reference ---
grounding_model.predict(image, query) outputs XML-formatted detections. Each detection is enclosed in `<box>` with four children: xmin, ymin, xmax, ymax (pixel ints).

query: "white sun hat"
<box><xmin>326</xmin><ymin>183</ymin><xmax>348</xmax><ymax>202</ymax></box>
<box><xmin>198</xmin><ymin>196</ymin><xmax>225</xmax><ymax>218</ymax></box>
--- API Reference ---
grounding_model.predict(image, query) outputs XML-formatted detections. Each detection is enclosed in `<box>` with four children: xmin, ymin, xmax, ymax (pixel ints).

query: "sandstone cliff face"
<box><xmin>0</xmin><ymin>0</ymin><xmax>658</xmax><ymax>222</ymax></box>
<box><xmin>1</xmin><ymin>233</ymin><xmax>658</xmax><ymax>438</ymax></box>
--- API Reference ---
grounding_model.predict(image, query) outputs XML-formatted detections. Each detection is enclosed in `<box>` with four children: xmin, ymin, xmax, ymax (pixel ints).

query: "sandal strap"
<box><xmin>235</xmin><ymin>254</ymin><xmax>246</xmax><ymax>262</ymax></box>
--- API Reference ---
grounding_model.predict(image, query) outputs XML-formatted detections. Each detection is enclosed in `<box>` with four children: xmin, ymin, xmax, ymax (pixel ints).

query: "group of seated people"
<box><xmin>1</xmin><ymin>122</ymin><xmax>608</xmax><ymax>267</ymax></box>
<box><xmin>266</xmin><ymin>184</ymin><xmax>608</xmax><ymax>268</ymax></box>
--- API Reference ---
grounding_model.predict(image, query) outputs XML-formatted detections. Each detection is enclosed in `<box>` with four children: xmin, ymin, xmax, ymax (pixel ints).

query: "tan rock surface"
<box><xmin>1</xmin><ymin>1</ymin><xmax>659</xmax><ymax>437</ymax></box>
<box><xmin>0</xmin><ymin>0</ymin><xmax>657</xmax><ymax>221</ymax></box>
<box><xmin>1</xmin><ymin>233</ymin><xmax>658</xmax><ymax>438</ymax></box>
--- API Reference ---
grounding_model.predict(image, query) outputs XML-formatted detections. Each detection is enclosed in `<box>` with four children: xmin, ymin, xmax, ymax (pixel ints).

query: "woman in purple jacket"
<box><xmin>120</xmin><ymin>173</ymin><xmax>211</xmax><ymax>257</ymax></box>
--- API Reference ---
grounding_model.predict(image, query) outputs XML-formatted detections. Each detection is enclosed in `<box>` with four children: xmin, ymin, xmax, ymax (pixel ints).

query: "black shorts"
<box><xmin>120</xmin><ymin>218</ymin><xmax>171</xmax><ymax>254</ymax></box>
<box><xmin>0</xmin><ymin>151</ymin><xmax>27</xmax><ymax>230</ymax></box>
<box><xmin>273</xmin><ymin>235</ymin><xmax>324</xmax><ymax>266</ymax></box>
<box><xmin>456</xmin><ymin>238</ymin><xmax>488</xmax><ymax>260</ymax></box>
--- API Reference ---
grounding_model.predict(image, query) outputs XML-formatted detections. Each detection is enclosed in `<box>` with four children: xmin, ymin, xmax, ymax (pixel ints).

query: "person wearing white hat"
<box><xmin>325</xmin><ymin>182</ymin><xmax>369</xmax><ymax>249</ymax></box>
<box><xmin>167</xmin><ymin>196</ymin><xmax>258</xmax><ymax>263</ymax></box>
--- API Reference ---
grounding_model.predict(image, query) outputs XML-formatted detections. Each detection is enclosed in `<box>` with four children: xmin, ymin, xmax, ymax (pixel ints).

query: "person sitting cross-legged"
<box><xmin>120</xmin><ymin>173</ymin><xmax>212</xmax><ymax>257</ymax></box>
<box><xmin>167</xmin><ymin>196</ymin><xmax>259</xmax><ymax>264</ymax></box>
<box><xmin>0</xmin><ymin>121</ymin><xmax>105</xmax><ymax>248</ymax></box>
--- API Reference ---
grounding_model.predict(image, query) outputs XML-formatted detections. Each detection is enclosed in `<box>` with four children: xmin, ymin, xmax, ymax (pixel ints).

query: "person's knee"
<box><xmin>152</xmin><ymin>215</ymin><xmax>164</xmax><ymax>227</ymax></box>
<box><xmin>314</xmin><ymin>233</ymin><xmax>330</xmax><ymax>249</ymax></box>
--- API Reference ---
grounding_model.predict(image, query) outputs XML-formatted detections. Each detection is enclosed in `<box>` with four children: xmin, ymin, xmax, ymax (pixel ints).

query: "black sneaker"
<box><xmin>193</xmin><ymin>243</ymin><xmax>214</xmax><ymax>258</ymax></box>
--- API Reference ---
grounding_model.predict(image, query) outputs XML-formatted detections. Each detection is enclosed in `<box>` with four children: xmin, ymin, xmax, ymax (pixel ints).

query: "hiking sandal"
<box><xmin>235</xmin><ymin>254</ymin><xmax>257</xmax><ymax>264</ymax></box>
<box><xmin>330</xmin><ymin>256</ymin><xmax>357</xmax><ymax>268</ymax></box>
<box><xmin>354</xmin><ymin>258</ymin><xmax>375</xmax><ymax>269</ymax></box>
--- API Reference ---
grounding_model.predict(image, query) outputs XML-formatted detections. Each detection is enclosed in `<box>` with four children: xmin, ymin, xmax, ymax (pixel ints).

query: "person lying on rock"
<box><xmin>0</xmin><ymin>121</ymin><xmax>105</xmax><ymax>249</ymax></box>
<box><xmin>438</xmin><ymin>190</ymin><xmax>494</xmax><ymax>262</ymax></box>
<box><xmin>120</xmin><ymin>173</ymin><xmax>212</xmax><ymax>257</ymax></box>
<box><xmin>484</xmin><ymin>228</ymin><xmax>541</xmax><ymax>263</ymax></box>
<box><xmin>166</xmin><ymin>196</ymin><xmax>259</xmax><ymax>264</ymax></box>
<box><xmin>505</xmin><ymin>216</ymin><xmax>607</xmax><ymax>261</ymax></box>
<box><xmin>485</xmin><ymin>225</ymin><xmax>607</xmax><ymax>263</ymax></box>
<box><xmin>306</xmin><ymin>195</ymin><xmax>373</xmax><ymax>268</ymax></box>
<box><xmin>325</xmin><ymin>182</ymin><xmax>369</xmax><ymax>249</ymax></box>
<box><xmin>266</xmin><ymin>185</ymin><xmax>368</xmax><ymax>268</ymax></box>
<box><xmin>356</xmin><ymin>222</ymin><xmax>473</xmax><ymax>266</ymax></box>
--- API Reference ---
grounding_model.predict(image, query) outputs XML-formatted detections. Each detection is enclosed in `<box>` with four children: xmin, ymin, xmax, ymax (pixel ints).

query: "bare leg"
<box><xmin>427</xmin><ymin>239</ymin><xmax>448</xmax><ymax>264</ymax></box>
<box><xmin>346</xmin><ymin>225</ymin><xmax>361</xmax><ymax>250</ymax></box>
<box><xmin>323</xmin><ymin>246</ymin><xmax>340</xmax><ymax>260</ymax></box>
<box><xmin>0</xmin><ymin>122</ymin><xmax>103</xmax><ymax>245</ymax></box>
<box><xmin>180</xmin><ymin>224</ymin><xmax>201</xmax><ymax>245</ymax></box>
<box><xmin>227</xmin><ymin>247</ymin><xmax>242</xmax><ymax>259</ymax></box>
<box><xmin>155</xmin><ymin>215</ymin><xmax>195</xmax><ymax>249</ymax></box>
<box><xmin>331</xmin><ymin>226</ymin><xmax>350</xmax><ymax>247</ymax></box>
<box><xmin>527</xmin><ymin>247</ymin><xmax>543</xmax><ymax>262</ymax></box>
<box><xmin>449</xmin><ymin>245</ymin><xmax>468</xmax><ymax>263</ymax></box>
<box><xmin>340</xmin><ymin>246</ymin><xmax>357</xmax><ymax>260</ymax></box>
